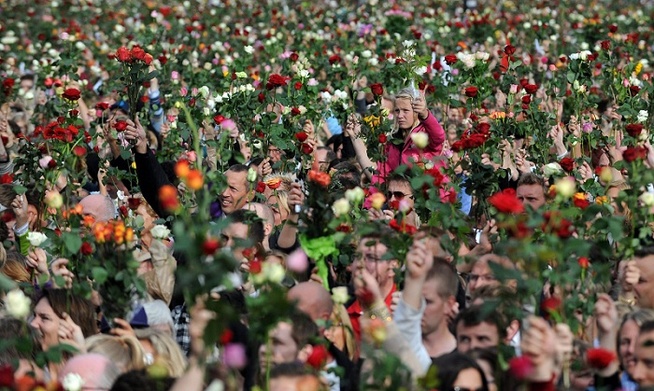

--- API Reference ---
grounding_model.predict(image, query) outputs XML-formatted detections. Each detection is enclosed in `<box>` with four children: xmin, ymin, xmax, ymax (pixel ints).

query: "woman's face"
<box><xmin>620</xmin><ymin>319</ymin><xmax>640</xmax><ymax>374</ymax></box>
<box><xmin>30</xmin><ymin>298</ymin><xmax>61</xmax><ymax>350</ymax></box>
<box><xmin>324</xmin><ymin>313</ymin><xmax>346</xmax><ymax>353</ymax></box>
<box><xmin>453</xmin><ymin>367</ymin><xmax>484</xmax><ymax>391</ymax></box>
<box><xmin>266</xmin><ymin>195</ymin><xmax>288</xmax><ymax>226</ymax></box>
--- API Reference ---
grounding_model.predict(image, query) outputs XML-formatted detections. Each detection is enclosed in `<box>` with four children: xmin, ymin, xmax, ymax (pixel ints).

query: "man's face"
<box><xmin>357</xmin><ymin>239</ymin><xmax>396</xmax><ymax>289</ymax></box>
<box><xmin>221</xmin><ymin>170</ymin><xmax>250</xmax><ymax>214</ymax></box>
<box><xmin>421</xmin><ymin>278</ymin><xmax>451</xmax><ymax>336</ymax></box>
<box><xmin>632</xmin><ymin>329</ymin><xmax>654</xmax><ymax>387</ymax></box>
<box><xmin>268</xmin><ymin>146</ymin><xmax>283</xmax><ymax>163</ymax></box>
<box><xmin>222</xmin><ymin>221</ymin><xmax>250</xmax><ymax>261</ymax></box>
<box><xmin>315</xmin><ymin>149</ymin><xmax>330</xmax><ymax>172</ymax></box>
<box><xmin>259</xmin><ymin>322</ymin><xmax>298</xmax><ymax>370</ymax></box>
<box><xmin>634</xmin><ymin>255</ymin><xmax>654</xmax><ymax>309</ymax></box>
<box><xmin>456</xmin><ymin>321</ymin><xmax>500</xmax><ymax>353</ymax></box>
<box><xmin>387</xmin><ymin>180</ymin><xmax>414</xmax><ymax>212</ymax></box>
<box><xmin>516</xmin><ymin>184</ymin><xmax>546</xmax><ymax>210</ymax></box>
<box><xmin>467</xmin><ymin>257</ymin><xmax>498</xmax><ymax>297</ymax></box>
<box><xmin>394</xmin><ymin>98</ymin><xmax>417</xmax><ymax>131</ymax></box>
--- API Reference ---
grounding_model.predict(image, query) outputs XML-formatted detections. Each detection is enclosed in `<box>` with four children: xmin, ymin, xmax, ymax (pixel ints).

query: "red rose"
<box><xmin>541</xmin><ymin>296</ymin><xmax>562</xmax><ymax>315</ymax></box>
<box><xmin>389</xmin><ymin>219</ymin><xmax>417</xmax><ymax>235</ymax></box>
<box><xmin>131</xmin><ymin>46</ymin><xmax>147</xmax><ymax>62</ymax></box>
<box><xmin>600</xmin><ymin>40</ymin><xmax>611</xmax><ymax>50</ymax></box>
<box><xmin>294</xmin><ymin>81</ymin><xmax>302</xmax><ymax>90</ymax></box>
<box><xmin>608</xmin><ymin>24</ymin><xmax>618</xmax><ymax>33</ymax></box>
<box><xmin>508</xmin><ymin>356</ymin><xmax>533</xmax><ymax>380</ymax></box>
<box><xmin>266</xmin><ymin>74</ymin><xmax>288</xmax><ymax>90</ymax></box>
<box><xmin>476</xmin><ymin>122</ymin><xmax>491</xmax><ymax>134</ymax></box>
<box><xmin>521</xmin><ymin>95</ymin><xmax>531</xmax><ymax>104</ymax></box>
<box><xmin>255</xmin><ymin>181</ymin><xmax>266</xmax><ymax>193</ymax></box>
<box><xmin>630</xmin><ymin>85</ymin><xmax>641</xmax><ymax>96</ymax></box>
<box><xmin>202</xmin><ymin>238</ymin><xmax>221</xmax><ymax>255</ymax></box>
<box><xmin>219</xmin><ymin>329</ymin><xmax>233</xmax><ymax>345</ymax></box>
<box><xmin>450</xmin><ymin>140</ymin><xmax>464</xmax><ymax>152</ymax></box>
<box><xmin>586</xmin><ymin>348</ymin><xmax>616</xmax><ymax>369</ymax></box>
<box><xmin>214</xmin><ymin>115</ymin><xmax>225</xmax><ymax>125</ymax></box>
<box><xmin>115</xmin><ymin>46</ymin><xmax>132</xmax><ymax>62</ymax></box>
<box><xmin>623</xmin><ymin>146</ymin><xmax>648</xmax><ymax>162</ymax></box>
<box><xmin>295</xmin><ymin>131</ymin><xmax>308</xmax><ymax>142</ymax></box>
<box><xmin>488</xmin><ymin>188</ymin><xmax>524</xmax><ymax>214</ymax></box>
<box><xmin>370</xmin><ymin>83</ymin><xmax>384</xmax><ymax>97</ymax></box>
<box><xmin>426</xmin><ymin>167</ymin><xmax>445</xmax><ymax>187</ymax></box>
<box><xmin>114</xmin><ymin>120</ymin><xmax>128</xmax><ymax>132</ymax></box>
<box><xmin>143</xmin><ymin>53</ymin><xmax>153</xmax><ymax>65</ymax></box>
<box><xmin>62</xmin><ymin>88</ymin><xmax>81</xmax><ymax>101</ymax></box>
<box><xmin>249</xmin><ymin>259</ymin><xmax>262</xmax><ymax>274</ymax></box>
<box><xmin>573</xmin><ymin>197</ymin><xmax>590</xmax><ymax>209</ymax></box>
<box><xmin>444</xmin><ymin>54</ymin><xmax>457</xmax><ymax>65</ymax></box>
<box><xmin>95</xmin><ymin>102</ymin><xmax>110</xmax><ymax>111</ymax></box>
<box><xmin>291</xmin><ymin>107</ymin><xmax>301</xmax><ymax>116</ymax></box>
<box><xmin>578</xmin><ymin>256</ymin><xmax>590</xmax><ymax>268</ymax></box>
<box><xmin>289</xmin><ymin>52</ymin><xmax>299</xmax><ymax>62</ymax></box>
<box><xmin>69</xmin><ymin>109</ymin><xmax>79</xmax><ymax>117</ymax></box>
<box><xmin>378</xmin><ymin>134</ymin><xmax>387</xmax><ymax>144</ymax></box>
<box><xmin>0</xmin><ymin>174</ymin><xmax>12</xmax><ymax>184</ymax></box>
<box><xmin>301</xmin><ymin>143</ymin><xmax>313</xmax><ymax>154</ymax></box>
<box><xmin>328</xmin><ymin>54</ymin><xmax>341</xmax><ymax>64</ymax></box>
<box><xmin>258</xmin><ymin>92</ymin><xmax>265</xmax><ymax>102</ymax></box>
<box><xmin>559</xmin><ymin>157</ymin><xmax>575</xmax><ymax>172</ymax></box>
<box><xmin>464</xmin><ymin>86</ymin><xmax>478</xmax><ymax>97</ymax></box>
<box><xmin>127</xmin><ymin>197</ymin><xmax>141</xmax><ymax>210</ymax></box>
<box><xmin>159</xmin><ymin>184</ymin><xmax>180</xmax><ymax>211</ymax></box>
<box><xmin>504</xmin><ymin>44</ymin><xmax>517</xmax><ymax>56</ymax></box>
<box><xmin>2</xmin><ymin>78</ymin><xmax>15</xmax><ymax>94</ymax></box>
<box><xmin>467</xmin><ymin>133</ymin><xmax>487</xmax><ymax>148</ymax></box>
<box><xmin>73</xmin><ymin>145</ymin><xmax>87</xmax><ymax>157</ymax></box>
<box><xmin>306</xmin><ymin>345</ymin><xmax>330</xmax><ymax>369</ymax></box>
<box><xmin>524</xmin><ymin>84</ymin><xmax>538</xmax><ymax>94</ymax></box>
<box><xmin>432</xmin><ymin>60</ymin><xmax>442</xmax><ymax>71</ymax></box>
<box><xmin>81</xmin><ymin>242</ymin><xmax>93</xmax><ymax>255</ymax></box>
<box><xmin>0</xmin><ymin>364</ymin><xmax>14</xmax><ymax>387</ymax></box>
<box><xmin>626</xmin><ymin>123</ymin><xmax>643</xmax><ymax>137</ymax></box>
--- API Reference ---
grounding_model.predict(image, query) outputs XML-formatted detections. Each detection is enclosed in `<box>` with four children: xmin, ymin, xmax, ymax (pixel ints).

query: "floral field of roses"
<box><xmin>2</xmin><ymin>0</ymin><xmax>654</xmax><ymax>388</ymax></box>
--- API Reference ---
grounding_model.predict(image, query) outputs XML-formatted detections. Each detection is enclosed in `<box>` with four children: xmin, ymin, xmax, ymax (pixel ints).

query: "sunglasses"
<box><xmin>453</xmin><ymin>388</ymin><xmax>484</xmax><ymax>391</ymax></box>
<box><xmin>387</xmin><ymin>191</ymin><xmax>413</xmax><ymax>200</ymax></box>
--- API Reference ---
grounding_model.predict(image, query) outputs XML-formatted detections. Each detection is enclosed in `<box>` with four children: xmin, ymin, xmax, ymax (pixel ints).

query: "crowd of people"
<box><xmin>1</xmin><ymin>0</ymin><xmax>654</xmax><ymax>390</ymax></box>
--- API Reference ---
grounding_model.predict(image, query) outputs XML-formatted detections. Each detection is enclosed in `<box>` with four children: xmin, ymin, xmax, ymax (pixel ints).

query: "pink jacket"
<box><xmin>373</xmin><ymin>111</ymin><xmax>445</xmax><ymax>184</ymax></box>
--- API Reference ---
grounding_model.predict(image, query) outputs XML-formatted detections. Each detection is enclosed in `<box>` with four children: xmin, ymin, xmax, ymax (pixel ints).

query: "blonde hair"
<box><xmin>85</xmin><ymin>334</ymin><xmax>147</xmax><ymax>373</ymax></box>
<box><xmin>133</xmin><ymin>329</ymin><xmax>187</xmax><ymax>377</ymax></box>
<box><xmin>392</xmin><ymin>88</ymin><xmax>420</xmax><ymax>133</ymax></box>
<box><xmin>330</xmin><ymin>304</ymin><xmax>356</xmax><ymax>361</ymax></box>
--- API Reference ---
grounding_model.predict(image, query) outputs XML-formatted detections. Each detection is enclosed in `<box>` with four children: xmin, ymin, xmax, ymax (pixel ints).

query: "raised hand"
<box><xmin>405</xmin><ymin>239</ymin><xmax>433</xmax><ymax>281</ymax></box>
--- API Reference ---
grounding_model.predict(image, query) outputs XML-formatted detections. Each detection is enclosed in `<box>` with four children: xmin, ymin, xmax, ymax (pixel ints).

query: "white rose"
<box><xmin>569</xmin><ymin>53</ymin><xmax>580</xmax><ymax>61</ymax></box>
<box><xmin>641</xmin><ymin>192</ymin><xmax>654</xmax><ymax>207</ymax></box>
<box><xmin>368</xmin><ymin>57</ymin><xmax>379</xmax><ymax>66</ymax></box>
<box><xmin>402</xmin><ymin>40</ymin><xmax>414</xmax><ymax>48</ymax></box>
<box><xmin>344</xmin><ymin>187</ymin><xmax>365</xmax><ymax>204</ymax></box>
<box><xmin>414</xmin><ymin>66</ymin><xmax>427</xmax><ymax>76</ymax></box>
<box><xmin>411</xmin><ymin>132</ymin><xmax>429</xmax><ymax>149</ymax></box>
<box><xmin>555</xmin><ymin>177</ymin><xmax>576</xmax><ymax>198</ymax></box>
<box><xmin>247</xmin><ymin>168</ymin><xmax>258</xmax><ymax>183</ymax></box>
<box><xmin>5</xmin><ymin>289</ymin><xmax>31</xmax><ymax>319</ymax></box>
<box><xmin>638</xmin><ymin>110</ymin><xmax>649</xmax><ymax>123</ymax></box>
<box><xmin>150</xmin><ymin>224</ymin><xmax>171</xmax><ymax>240</ymax></box>
<box><xmin>361</xmin><ymin>50</ymin><xmax>372</xmax><ymax>58</ymax></box>
<box><xmin>332</xmin><ymin>198</ymin><xmax>351</xmax><ymax>217</ymax></box>
<box><xmin>262</xmin><ymin>263</ymin><xmax>285</xmax><ymax>284</ymax></box>
<box><xmin>27</xmin><ymin>232</ymin><xmax>48</xmax><ymax>247</ymax></box>
<box><xmin>198</xmin><ymin>86</ymin><xmax>210</xmax><ymax>99</ymax></box>
<box><xmin>244</xmin><ymin>45</ymin><xmax>254</xmax><ymax>54</ymax></box>
<box><xmin>542</xmin><ymin>163</ymin><xmax>563</xmax><ymax>178</ymax></box>
<box><xmin>332</xmin><ymin>286</ymin><xmax>349</xmax><ymax>305</ymax></box>
<box><xmin>62</xmin><ymin>372</ymin><xmax>85</xmax><ymax>391</ymax></box>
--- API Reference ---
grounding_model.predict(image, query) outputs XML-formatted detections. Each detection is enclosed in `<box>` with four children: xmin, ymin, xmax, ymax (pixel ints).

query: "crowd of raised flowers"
<box><xmin>2</xmin><ymin>0</ymin><xmax>654</xmax><ymax>390</ymax></box>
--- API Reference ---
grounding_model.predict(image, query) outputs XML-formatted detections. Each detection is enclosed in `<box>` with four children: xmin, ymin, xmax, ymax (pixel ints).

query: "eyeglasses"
<box><xmin>387</xmin><ymin>191</ymin><xmax>413</xmax><ymax>200</ymax></box>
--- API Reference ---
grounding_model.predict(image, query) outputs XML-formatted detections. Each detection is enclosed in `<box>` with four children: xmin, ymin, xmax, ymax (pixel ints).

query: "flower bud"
<box><xmin>410</xmin><ymin>132</ymin><xmax>429</xmax><ymax>149</ymax></box>
<box><xmin>555</xmin><ymin>177</ymin><xmax>576</xmax><ymax>198</ymax></box>
<box><xmin>332</xmin><ymin>198</ymin><xmax>351</xmax><ymax>217</ymax></box>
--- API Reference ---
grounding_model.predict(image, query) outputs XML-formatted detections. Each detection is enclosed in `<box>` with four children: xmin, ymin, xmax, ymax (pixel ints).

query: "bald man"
<box><xmin>245</xmin><ymin>202</ymin><xmax>275</xmax><ymax>250</ymax></box>
<box><xmin>287</xmin><ymin>281</ymin><xmax>334</xmax><ymax>323</ymax></box>
<box><xmin>79</xmin><ymin>194</ymin><xmax>116</xmax><ymax>222</ymax></box>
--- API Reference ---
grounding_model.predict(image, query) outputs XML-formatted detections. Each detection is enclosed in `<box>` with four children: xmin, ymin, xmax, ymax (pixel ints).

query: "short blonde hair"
<box><xmin>133</xmin><ymin>329</ymin><xmax>187</xmax><ymax>377</ymax></box>
<box><xmin>85</xmin><ymin>334</ymin><xmax>147</xmax><ymax>373</ymax></box>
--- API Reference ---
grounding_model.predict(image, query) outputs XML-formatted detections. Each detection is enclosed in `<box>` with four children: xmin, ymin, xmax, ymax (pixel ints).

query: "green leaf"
<box><xmin>13</xmin><ymin>185</ymin><xmax>27</xmax><ymax>195</ymax></box>
<box><xmin>63</xmin><ymin>233</ymin><xmax>83</xmax><ymax>254</ymax></box>
<box><xmin>92</xmin><ymin>267</ymin><xmax>109</xmax><ymax>284</ymax></box>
